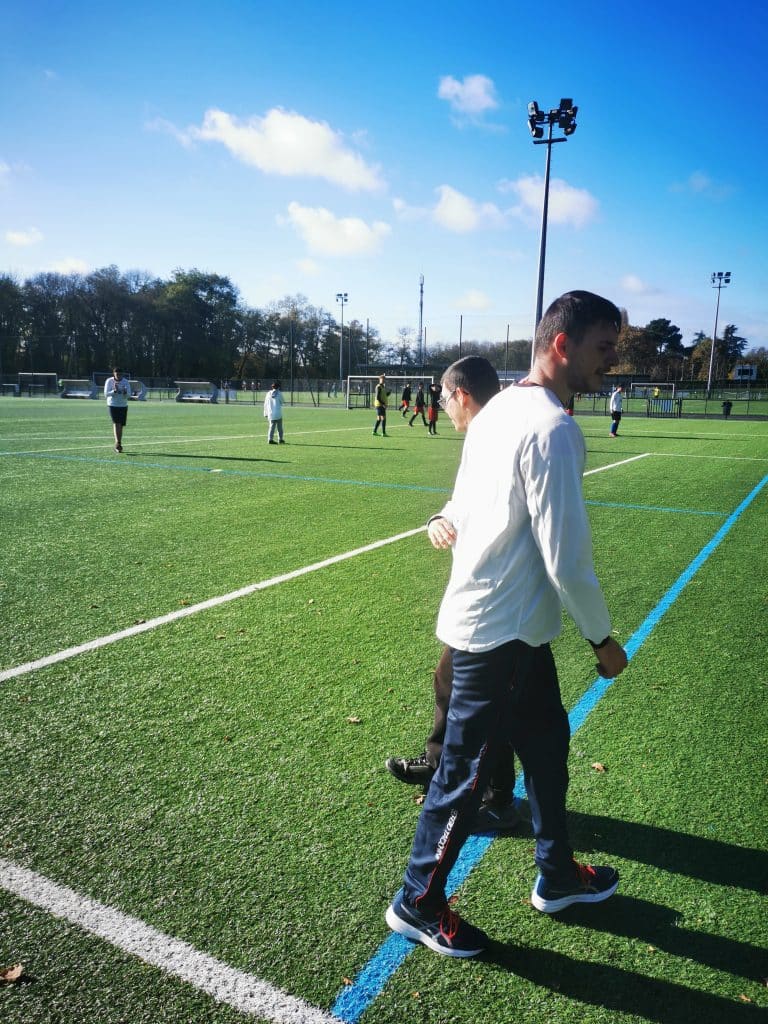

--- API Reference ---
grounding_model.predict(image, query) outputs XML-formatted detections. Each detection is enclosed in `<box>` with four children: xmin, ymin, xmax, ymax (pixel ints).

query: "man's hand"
<box><xmin>593</xmin><ymin>637</ymin><xmax>628</xmax><ymax>678</ymax></box>
<box><xmin>427</xmin><ymin>516</ymin><xmax>457</xmax><ymax>550</ymax></box>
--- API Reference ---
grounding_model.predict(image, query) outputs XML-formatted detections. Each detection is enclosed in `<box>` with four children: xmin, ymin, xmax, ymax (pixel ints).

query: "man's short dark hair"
<box><xmin>535</xmin><ymin>291</ymin><xmax>622</xmax><ymax>356</ymax></box>
<box><xmin>442</xmin><ymin>356</ymin><xmax>500</xmax><ymax>408</ymax></box>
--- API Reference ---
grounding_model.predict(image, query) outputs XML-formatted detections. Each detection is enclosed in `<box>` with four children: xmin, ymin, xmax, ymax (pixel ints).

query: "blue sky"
<box><xmin>2</xmin><ymin>0</ymin><xmax>767</xmax><ymax>352</ymax></box>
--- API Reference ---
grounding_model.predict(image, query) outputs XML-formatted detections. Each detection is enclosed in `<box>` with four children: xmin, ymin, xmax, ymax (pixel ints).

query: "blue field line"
<box><xmin>2</xmin><ymin>450</ymin><xmax>731</xmax><ymax>517</ymax></box>
<box><xmin>330</xmin><ymin>472</ymin><xmax>768</xmax><ymax>1024</ymax></box>
<box><xmin>585</xmin><ymin>499</ymin><xmax>725</xmax><ymax>517</ymax></box>
<box><xmin>4</xmin><ymin>451</ymin><xmax>450</xmax><ymax>494</ymax></box>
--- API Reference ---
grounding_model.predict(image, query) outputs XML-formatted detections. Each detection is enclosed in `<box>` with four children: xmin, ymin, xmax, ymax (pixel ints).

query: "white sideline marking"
<box><xmin>0</xmin><ymin>527</ymin><xmax>426</xmax><ymax>684</ymax></box>
<box><xmin>0</xmin><ymin>427</ymin><xmax>368</xmax><ymax>457</ymax></box>
<box><xmin>0</xmin><ymin>858</ymin><xmax>341</xmax><ymax>1024</ymax></box>
<box><xmin>584</xmin><ymin>452</ymin><xmax>650</xmax><ymax>475</ymax></box>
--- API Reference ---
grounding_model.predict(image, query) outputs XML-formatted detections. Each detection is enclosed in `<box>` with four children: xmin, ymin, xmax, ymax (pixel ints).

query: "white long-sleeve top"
<box><xmin>263</xmin><ymin>389</ymin><xmax>284</xmax><ymax>419</ymax></box>
<box><xmin>104</xmin><ymin>376</ymin><xmax>130</xmax><ymax>407</ymax></box>
<box><xmin>610</xmin><ymin>388</ymin><xmax>623</xmax><ymax>413</ymax></box>
<box><xmin>435</xmin><ymin>383</ymin><xmax>612</xmax><ymax>652</ymax></box>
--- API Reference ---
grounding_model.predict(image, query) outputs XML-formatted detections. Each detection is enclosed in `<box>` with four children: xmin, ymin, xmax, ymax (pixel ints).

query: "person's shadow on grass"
<box><xmin>480</xmin><ymin>811</ymin><xmax>767</xmax><ymax>1023</ymax></box>
<box><xmin>482</xmin><ymin>936</ymin><xmax>765</xmax><ymax>1024</ymax></box>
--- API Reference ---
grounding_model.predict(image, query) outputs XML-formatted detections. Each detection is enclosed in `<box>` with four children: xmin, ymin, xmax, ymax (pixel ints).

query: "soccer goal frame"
<box><xmin>346</xmin><ymin>374</ymin><xmax>434</xmax><ymax>410</ymax></box>
<box><xmin>629</xmin><ymin>381</ymin><xmax>680</xmax><ymax>399</ymax></box>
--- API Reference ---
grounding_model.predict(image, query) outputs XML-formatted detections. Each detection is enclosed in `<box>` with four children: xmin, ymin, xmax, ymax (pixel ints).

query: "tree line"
<box><xmin>0</xmin><ymin>266</ymin><xmax>763</xmax><ymax>383</ymax></box>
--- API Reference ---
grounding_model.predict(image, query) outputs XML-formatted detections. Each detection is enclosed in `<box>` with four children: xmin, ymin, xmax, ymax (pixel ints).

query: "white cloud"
<box><xmin>0</xmin><ymin>160</ymin><xmax>10</xmax><ymax>185</ymax></box>
<box><xmin>48</xmin><ymin>258</ymin><xmax>89</xmax><ymax>274</ymax></box>
<box><xmin>146</xmin><ymin>117</ymin><xmax>197</xmax><ymax>149</ymax></box>
<box><xmin>620</xmin><ymin>274</ymin><xmax>659</xmax><ymax>296</ymax></box>
<box><xmin>392</xmin><ymin>196</ymin><xmax>429</xmax><ymax>222</ymax></box>
<box><xmin>501</xmin><ymin>175</ymin><xmax>598</xmax><ymax>228</ymax></box>
<box><xmin>283</xmin><ymin>202</ymin><xmax>391</xmax><ymax>256</ymax></box>
<box><xmin>456</xmin><ymin>289</ymin><xmax>491</xmax><ymax>311</ymax></box>
<box><xmin>670</xmin><ymin>170</ymin><xmax>732</xmax><ymax>200</ymax></box>
<box><xmin>438</xmin><ymin>74</ymin><xmax>499</xmax><ymax>115</ymax></box>
<box><xmin>188</xmin><ymin>107</ymin><xmax>385</xmax><ymax>192</ymax></box>
<box><xmin>5</xmin><ymin>227</ymin><xmax>43</xmax><ymax>247</ymax></box>
<box><xmin>433</xmin><ymin>185</ymin><xmax>503</xmax><ymax>233</ymax></box>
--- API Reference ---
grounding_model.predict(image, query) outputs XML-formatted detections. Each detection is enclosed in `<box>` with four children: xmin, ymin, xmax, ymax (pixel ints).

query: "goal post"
<box><xmin>346</xmin><ymin>374</ymin><xmax>434</xmax><ymax>410</ymax></box>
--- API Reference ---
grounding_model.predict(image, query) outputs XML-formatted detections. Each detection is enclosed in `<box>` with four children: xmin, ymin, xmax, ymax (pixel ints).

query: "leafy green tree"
<box><xmin>0</xmin><ymin>275</ymin><xmax>25</xmax><ymax>377</ymax></box>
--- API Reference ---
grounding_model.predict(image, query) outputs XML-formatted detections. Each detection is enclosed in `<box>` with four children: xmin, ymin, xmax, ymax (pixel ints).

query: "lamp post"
<box><xmin>527</xmin><ymin>98</ymin><xmax>578</xmax><ymax>366</ymax></box>
<box><xmin>336</xmin><ymin>292</ymin><xmax>347</xmax><ymax>390</ymax></box>
<box><xmin>706</xmin><ymin>272</ymin><xmax>731</xmax><ymax>395</ymax></box>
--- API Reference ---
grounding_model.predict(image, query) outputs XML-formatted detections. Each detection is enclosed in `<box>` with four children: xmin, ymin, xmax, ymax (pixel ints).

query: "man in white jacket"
<box><xmin>386</xmin><ymin>290</ymin><xmax>628</xmax><ymax>958</ymax></box>
<box><xmin>609</xmin><ymin>384</ymin><xmax>624</xmax><ymax>437</ymax></box>
<box><xmin>263</xmin><ymin>381</ymin><xmax>285</xmax><ymax>444</ymax></box>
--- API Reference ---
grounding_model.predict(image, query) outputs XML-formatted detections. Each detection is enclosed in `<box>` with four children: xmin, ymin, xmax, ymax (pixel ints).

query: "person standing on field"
<box><xmin>400</xmin><ymin>382</ymin><xmax>412</xmax><ymax>417</ymax></box>
<box><xmin>427</xmin><ymin>382</ymin><xmax>442</xmax><ymax>435</ymax></box>
<box><xmin>385</xmin><ymin>290</ymin><xmax>628</xmax><ymax>958</ymax></box>
<box><xmin>609</xmin><ymin>384</ymin><xmax>623</xmax><ymax>437</ymax></box>
<box><xmin>104</xmin><ymin>367</ymin><xmax>131</xmax><ymax>453</ymax></box>
<box><xmin>409</xmin><ymin>383</ymin><xmax>427</xmax><ymax>427</ymax></box>
<box><xmin>386</xmin><ymin>356</ymin><xmax>522</xmax><ymax>833</ymax></box>
<box><xmin>263</xmin><ymin>381</ymin><xmax>285</xmax><ymax>444</ymax></box>
<box><xmin>373</xmin><ymin>374</ymin><xmax>391</xmax><ymax>436</ymax></box>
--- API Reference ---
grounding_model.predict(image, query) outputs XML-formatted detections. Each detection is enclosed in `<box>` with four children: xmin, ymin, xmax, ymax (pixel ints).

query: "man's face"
<box><xmin>565</xmin><ymin>321</ymin><xmax>619</xmax><ymax>394</ymax></box>
<box><xmin>440</xmin><ymin>382</ymin><xmax>471</xmax><ymax>431</ymax></box>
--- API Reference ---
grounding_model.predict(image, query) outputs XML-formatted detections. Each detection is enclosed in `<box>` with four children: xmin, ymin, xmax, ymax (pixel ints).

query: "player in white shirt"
<box><xmin>386</xmin><ymin>291</ymin><xmax>629</xmax><ymax>958</ymax></box>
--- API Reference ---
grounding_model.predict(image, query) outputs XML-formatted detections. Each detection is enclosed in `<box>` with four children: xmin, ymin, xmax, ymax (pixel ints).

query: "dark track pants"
<box><xmin>403</xmin><ymin>639</ymin><xmax>573</xmax><ymax>912</ymax></box>
<box><xmin>426</xmin><ymin>646</ymin><xmax>516</xmax><ymax>804</ymax></box>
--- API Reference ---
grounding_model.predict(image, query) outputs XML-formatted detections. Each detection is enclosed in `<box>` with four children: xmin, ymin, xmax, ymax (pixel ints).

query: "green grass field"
<box><xmin>1</xmin><ymin>396</ymin><xmax>766</xmax><ymax>1024</ymax></box>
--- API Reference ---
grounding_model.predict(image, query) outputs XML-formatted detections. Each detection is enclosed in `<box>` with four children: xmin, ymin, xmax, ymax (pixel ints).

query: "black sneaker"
<box><xmin>473</xmin><ymin>800</ymin><xmax>522</xmax><ymax>833</ymax></box>
<box><xmin>531</xmin><ymin>861</ymin><xmax>619</xmax><ymax>913</ymax></box>
<box><xmin>385</xmin><ymin>889</ymin><xmax>488</xmax><ymax>958</ymax></box>
<box><xmin>385</xmin><ymin>753</ymin><xmax>434</xmax><ymax>785</ymax></box>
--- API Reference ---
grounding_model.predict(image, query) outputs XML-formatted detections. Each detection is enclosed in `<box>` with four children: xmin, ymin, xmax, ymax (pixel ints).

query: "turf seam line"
<box><xmin>0</xmin><ymin>527</ymin><xmax>426</xmax><ymax>685</ymax></box>
<box><xmin>330</xmin><ymin>471</ymin><xmax>768</xmax><ymax>1024</ymax></box>
<box><xmin>0</xmin><ymin>858</ymin><xmax>343</xmax><ymax>1024</ymax></box>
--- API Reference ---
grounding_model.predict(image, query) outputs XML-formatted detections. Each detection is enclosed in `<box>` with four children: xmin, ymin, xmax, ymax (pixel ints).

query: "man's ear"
<box><xmin>552</xmin><ymin>331</ymin><xmax>569</xmax><ymax>361</ymax></box>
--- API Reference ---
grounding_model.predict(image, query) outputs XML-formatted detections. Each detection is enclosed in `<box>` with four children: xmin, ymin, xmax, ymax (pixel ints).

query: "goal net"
<box><xmin>346</xmin><ymin>374</ymin><xmax>434</xmax><ymax>410</ymax></box>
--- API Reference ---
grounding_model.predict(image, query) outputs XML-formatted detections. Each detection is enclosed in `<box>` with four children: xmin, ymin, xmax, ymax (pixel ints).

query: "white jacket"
<box><xmin>263</xmin><ymin>389</ymin><xmax>284</xmax><ymax>420</ymax></box>
<box><xmin>610</xmin><ymin>388</ymin><xmax>623</xmax><ymax>413</ymax></box>
<box><xmin>435</xmin><ymin>384</ymin><xmax>612</xmax><ymax>652</ymax></box>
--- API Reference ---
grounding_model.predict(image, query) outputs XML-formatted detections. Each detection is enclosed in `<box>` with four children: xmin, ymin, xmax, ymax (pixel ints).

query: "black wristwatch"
<box><xmin>589</xmin><ymin>636</ymin><xmax>611</xmax><ymax>649</ymax></box>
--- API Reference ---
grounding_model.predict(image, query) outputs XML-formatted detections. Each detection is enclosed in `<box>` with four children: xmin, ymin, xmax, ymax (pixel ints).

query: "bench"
<box><xmin>174</xmin><ymin>381</ymin><xmax>219</xmax><ymax>403</ymax></box>
<box><xmin>60</xmin><ymin>380</ymin><xmax>99</xmax><ymax>399</ymax></box>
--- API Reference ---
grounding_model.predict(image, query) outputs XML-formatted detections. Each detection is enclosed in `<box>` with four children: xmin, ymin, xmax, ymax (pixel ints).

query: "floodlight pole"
<box><xmin>528</xmin><ymin>98</ymin><xmax>577</xmax><ymax>369</ymax></box>
<box><xmin>706</xmin><ymin>272</ymin><xmax>731</xmax><ymax>395</ymax></box>
<box><xmin>336</xmin><ymin>292</ymin><xmax>347</xmax><ymax>389</ymax></box>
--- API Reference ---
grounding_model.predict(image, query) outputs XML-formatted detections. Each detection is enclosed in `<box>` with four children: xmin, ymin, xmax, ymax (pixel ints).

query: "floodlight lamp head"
<box><xmin>528</xmin><ymin>118</ymin><xmax>544</xmax><ymax>138</ymax></box>
<box><xmin>528</xmin><ymin>100</ymin><xmax>539</xmax><ymax>116</ymax></box>
<box><xmin>724</xmin><ymin>272</ymin><xmax>731</xmax><ymax>283</ymax></box>
<box><xmin>563</xmin><ymin>121</ymin><xmax>577</xmax><ymax>135</ymax></box>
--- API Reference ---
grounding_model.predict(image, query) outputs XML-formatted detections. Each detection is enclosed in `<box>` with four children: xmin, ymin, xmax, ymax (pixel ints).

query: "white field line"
<box><xmin>0</xmin><ymin>427</ymin><xmax>366</xmax><ymax>457</ymax></box>
<box><xmin>0</xmin><ymin>527</ymin><xmax>426</xmax><ymax>685</ymax></box>
<box><xmin>0</xmin><ymin>858</ymin><xmax>342</xmax><ymax>1024</ymax></box>
<box><xmin>1</xmin><ymin>454</ymin><xmax>651</xmax><ymax>686</ymax></box>
<box><xmin>583</xmin><ymin>452</ymin><xmax>651</xmax><ymax>475</ymax></box>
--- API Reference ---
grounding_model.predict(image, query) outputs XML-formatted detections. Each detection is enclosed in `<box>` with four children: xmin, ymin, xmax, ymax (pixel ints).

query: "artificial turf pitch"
<box><xmin>1</xmin><ymin>397</ymin><xmax>766</xmax><ymax>1023</ymax></box>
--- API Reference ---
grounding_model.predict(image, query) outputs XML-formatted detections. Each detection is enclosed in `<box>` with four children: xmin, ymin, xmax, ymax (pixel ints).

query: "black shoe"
<box><xmin>386</xmin><ymin>889</ymin><xmax>488</xmax><ymax>957</ymax></box>
<box><xmin>531</xmin><ymin>861</ymin><xmax>619</xmax><ymax>913</ymax></box>
<box><xmin>268</xmin><ymin>440</ymin><xmax>278</xmax><ymax>444</ymax></box>
<box><xmin>472</xmin><ymin>800</ymin><xmax>522</xmax><ymax>833</ymax></box>
<box><xmin>385</xmin><ymin>753</ymin><xmax>434</xmax><ymax>785</ymax></box>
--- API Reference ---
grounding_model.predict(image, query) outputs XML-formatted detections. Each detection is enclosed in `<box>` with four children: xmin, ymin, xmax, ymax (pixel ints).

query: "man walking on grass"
<box><xmin>386</xmin><ymin>290</ymin><xmax>628</xmax><ymax>957</ymax></box>
<box><xmin>386</xmin><ymin>356</ymin><xmax>522</xmax><ymax>833</ymax></box>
